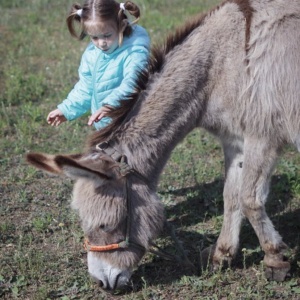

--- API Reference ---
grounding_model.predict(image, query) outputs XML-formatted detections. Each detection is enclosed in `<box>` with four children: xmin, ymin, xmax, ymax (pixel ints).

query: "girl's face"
<box><xmin>86</xmin><ymin>19</ymin><xmax>120</xmax><ymax>54</ymax></box>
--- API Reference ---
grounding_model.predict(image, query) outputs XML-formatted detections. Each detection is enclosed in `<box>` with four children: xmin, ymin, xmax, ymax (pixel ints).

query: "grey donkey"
<box><xmin>27</xmin><ymin>0</ymin><xmax>300</xmax><ymax>291</ymax></box>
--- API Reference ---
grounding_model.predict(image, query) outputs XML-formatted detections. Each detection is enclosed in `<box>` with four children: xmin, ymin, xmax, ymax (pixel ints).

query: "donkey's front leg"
<box><xmin>240</xmin><ymin>138</ymin><xmax>290</xmax><ymax>281</ymax></box>
<box><xmin>203</xmin><ymin>140</ymin><xmax>244</xmax><ymax>269</ymax></box>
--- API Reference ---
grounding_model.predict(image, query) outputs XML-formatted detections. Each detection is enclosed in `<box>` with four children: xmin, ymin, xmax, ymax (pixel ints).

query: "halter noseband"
<box><xmin>84</xmin><ymin>239</ymin><xmax>129</xmax><ymax>252</ymax></box>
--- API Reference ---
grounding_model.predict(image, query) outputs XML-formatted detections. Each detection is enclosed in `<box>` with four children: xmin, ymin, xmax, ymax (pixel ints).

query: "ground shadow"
<box><xmin>130</xmin><ymin>173</ymin><xmax>300</xmax><ymax>291</ymax></box>
<box><xmin>160</xmin><ymin>177</ymin><xmax>225</xmax><ymax>227</ymax></box>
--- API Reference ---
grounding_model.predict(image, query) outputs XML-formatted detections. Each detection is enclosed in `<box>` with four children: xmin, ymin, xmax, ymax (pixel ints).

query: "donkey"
<box><xmin>27</xmin><ymin>0</ymin><xmax>300</xmax><ymax>290</ymax></box>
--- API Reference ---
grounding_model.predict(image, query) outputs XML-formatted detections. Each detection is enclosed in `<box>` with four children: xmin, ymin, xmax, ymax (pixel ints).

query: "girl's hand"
<box><xmin>88</xmin><ymin>106</ymin><xmax>113</xmax><ymax>126</ymax></box>
<box><xmin>47</xmin><ymin>109</ymin><xmax>67</xmax><ymax>127</ymax></box>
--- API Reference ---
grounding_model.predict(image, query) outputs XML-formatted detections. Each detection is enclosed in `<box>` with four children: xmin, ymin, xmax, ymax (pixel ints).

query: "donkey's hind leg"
<box><xmin>201</xmin><ymin>139</ymin><xmax>244</xmax><ymax>270</ymax></box>
<box><xmin>240</xmin><ymin>137</ymin><xmax>290</xmax><ymax>281</ymax></box>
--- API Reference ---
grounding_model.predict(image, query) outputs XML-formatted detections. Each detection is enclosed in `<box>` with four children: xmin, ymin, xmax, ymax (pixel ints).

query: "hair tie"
<box><xmin>76</xmin><ymin>9</ymin><xmax>83</xmax><ymax>17</ymax></box>
<box><xmin>120</xmin><ymin>3</ymin><xmax>126</xmax><ymax>11</ymax></box>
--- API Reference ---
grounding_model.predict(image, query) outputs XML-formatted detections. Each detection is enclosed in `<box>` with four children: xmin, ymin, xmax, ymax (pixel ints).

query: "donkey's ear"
<box><xmin>26</xmin><ymin>153</ymin><xmax>63</xmax><ymax>174</ymax></box>
<box><xmin>26</xmin><ymin>153</ymin><xmax>112</xmax><ymax>182</ymax></box>
<box><xmin>54</xmin><ymin>155</ymin><xmax>113</xmax><ymax>181</ymax></box>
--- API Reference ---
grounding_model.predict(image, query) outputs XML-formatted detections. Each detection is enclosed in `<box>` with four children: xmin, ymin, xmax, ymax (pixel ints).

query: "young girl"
<box><xmin>47</xmin><ymin>0</ymin><xmax>150</xmax><ymax>130</ymax></box>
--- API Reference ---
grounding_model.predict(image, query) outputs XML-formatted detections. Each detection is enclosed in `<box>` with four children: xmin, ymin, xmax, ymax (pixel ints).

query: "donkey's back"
<box><xmin>197</xmin><ymin>0</ymin><xmax>300</xmax><ymax>146</ymax></box>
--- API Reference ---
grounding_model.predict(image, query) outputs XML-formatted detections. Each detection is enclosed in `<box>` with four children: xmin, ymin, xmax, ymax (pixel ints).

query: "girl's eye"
<box><xmin>91</xmin><ymin>35</ymin><xmax>111</xmax><ymax>40</ymax></box>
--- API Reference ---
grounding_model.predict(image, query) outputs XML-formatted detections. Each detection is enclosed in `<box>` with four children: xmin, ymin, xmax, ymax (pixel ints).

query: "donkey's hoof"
<box><xmin>264</xmin><ymin>264</ymin><xmax>291</xmax><ymax>282</ymax></box>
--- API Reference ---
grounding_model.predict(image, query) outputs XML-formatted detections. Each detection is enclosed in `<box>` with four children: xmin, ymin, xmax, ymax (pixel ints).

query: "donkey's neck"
<box><xmin>117</xmin><ymin>42</ymin><xmax>212</xmax><ymax>186</ymax></box>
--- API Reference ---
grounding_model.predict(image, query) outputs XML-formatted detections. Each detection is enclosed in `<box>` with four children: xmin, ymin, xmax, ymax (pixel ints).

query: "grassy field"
<box><xmin>1</xmin><ymin>0</ymin><xmax>300</xmax><ymax>299</ymax></box>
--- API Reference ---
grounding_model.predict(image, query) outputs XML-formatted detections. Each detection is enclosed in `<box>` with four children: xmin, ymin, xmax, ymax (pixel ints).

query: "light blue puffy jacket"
<box><xmin>57</xmin><ymin>25</ymin><xmax>150</xmax><ymax>129</ymax></box>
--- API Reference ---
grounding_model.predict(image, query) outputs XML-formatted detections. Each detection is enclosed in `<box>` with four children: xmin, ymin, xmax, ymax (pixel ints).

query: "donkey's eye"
<box><xmin>99</xmin><ymin>224</ymin><xmax>114</xmax><ymax>232</ymax></box>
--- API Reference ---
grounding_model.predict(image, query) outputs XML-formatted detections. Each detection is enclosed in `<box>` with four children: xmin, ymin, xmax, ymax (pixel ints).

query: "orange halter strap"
<box><xmin>84</xmin><ymin>239</ymin><xmax>129</xmax><ymax>252</ymax></box>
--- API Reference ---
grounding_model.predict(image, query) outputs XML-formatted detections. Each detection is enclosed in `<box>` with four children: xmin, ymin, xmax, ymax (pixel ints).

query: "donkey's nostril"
<box><xmin>98</xmin><ymin>280</ymin><xmax>104</xmax><ymax>288</ymax></box>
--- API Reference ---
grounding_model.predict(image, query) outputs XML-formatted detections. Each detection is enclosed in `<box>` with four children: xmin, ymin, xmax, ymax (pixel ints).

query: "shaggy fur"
<box><xmin>27</xmin><ymin>0</ymin><xmax>300</xmax><ymax>289</ymax></box>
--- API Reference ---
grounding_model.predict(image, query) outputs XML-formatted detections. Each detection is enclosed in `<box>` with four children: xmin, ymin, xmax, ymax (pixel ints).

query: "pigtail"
<box><xmin>118</xmin><ymin>1</ymin><xmax>140</xmax><ymax>25</ymax></box>
<box><xmin>66</xmin><ymin>3</ymin><xmax>87</xmax><ymax>40</ymax></box>
<box><xmin>117</xmin><ymin>0</ymin><xmax>141</xmax><ymax>44</ymax></box>
<box><xmin>123</xmin><ymin>1</ymin><xmax>140</xmax><ymax>24</ymax></box>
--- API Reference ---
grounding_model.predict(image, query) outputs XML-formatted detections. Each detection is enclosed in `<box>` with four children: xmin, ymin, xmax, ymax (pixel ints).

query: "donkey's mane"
<box><xmin>87</xmin><ymin>9</ymin><xmax>216</xmax><ymax>148</ymax></box>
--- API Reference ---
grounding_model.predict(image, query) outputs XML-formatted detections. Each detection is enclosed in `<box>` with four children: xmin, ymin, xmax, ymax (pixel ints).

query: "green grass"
<box><xmin>1</xmin><ymin>0</ymin><xmax>300</xmax><ymax>299</ymax></box>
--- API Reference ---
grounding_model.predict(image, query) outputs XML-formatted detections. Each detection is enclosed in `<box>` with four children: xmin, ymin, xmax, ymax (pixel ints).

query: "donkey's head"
<box><xmin>26</xmin><ymin>150</ymin><xmax>165</xmax><ymax>290</ymax></box>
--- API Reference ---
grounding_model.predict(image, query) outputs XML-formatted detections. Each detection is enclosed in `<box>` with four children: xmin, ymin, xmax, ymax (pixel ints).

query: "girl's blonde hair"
<box><xmin>66</xmin><ymin>0</ymin><xmax>141</xmax><ymax>45</ymax></box>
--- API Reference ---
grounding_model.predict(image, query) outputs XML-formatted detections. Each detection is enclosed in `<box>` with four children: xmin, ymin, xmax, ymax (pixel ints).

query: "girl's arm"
<box><xmin>57</xmin><ymin>47</ymin><xmax>94</xmax><ymax>121</ymax></box>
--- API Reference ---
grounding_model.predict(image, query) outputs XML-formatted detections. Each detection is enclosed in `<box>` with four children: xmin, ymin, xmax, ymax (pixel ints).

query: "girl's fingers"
<box><xmin>96</xmin><ymin>114</ymin><xmax>103</xmax><ymax>121</ymax></box>
<box><xmin>88</xmin><ymin>115</ymin><xmax>95</xmax><ymax>126</ymax></box>
<box><xmin>53</xmin><ymin>117</ymin><xmax>61</xmax><ymax>127</ymax></box>
<box><xmin>47</xmin><ymin>116</ymin><xmax>52</xmax><ymax>124</ymax></box>
<box><xmin>88</xmin><ymin>108</ymin><xmax>111</xmax><ymax>125</ymax></box>
<box><xmin>95</xmin><ymin>113</ymin><xmax>105</xmax><ymax>122</ymax></box>
<box><xmin>88</xmin><ymin>112</ymin><xmax>101</xmax><ymax>125</ymax></box>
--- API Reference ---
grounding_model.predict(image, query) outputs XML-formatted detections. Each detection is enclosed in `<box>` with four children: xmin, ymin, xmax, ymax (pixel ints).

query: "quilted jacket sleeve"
<box><xmin>57</xmin><ymin>48</ymin><xmax>93</xmax><ymax>121</ymax></box>
<box><xmin>101</xmin><ymin>48</ymin><xmax>149</xmax><ymax>108</ymax></box>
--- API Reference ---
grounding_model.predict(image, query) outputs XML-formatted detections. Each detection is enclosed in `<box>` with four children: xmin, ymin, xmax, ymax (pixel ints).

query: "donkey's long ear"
<box><xmin>26</xmin><ymin>153</ymin><xmax>65</xmax><ymax>174</ymax></box>
<box><xmin>54</xmin><ymin>155</ymin><xmax>113</xmax><ymax>181</ymax></box>
<box><xmin>26</xmin><ymin>153</ymin><xmax>113</xmax><ymax>183</ymax></box>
